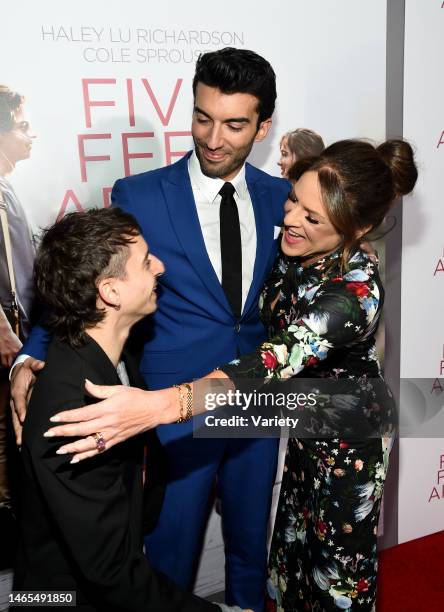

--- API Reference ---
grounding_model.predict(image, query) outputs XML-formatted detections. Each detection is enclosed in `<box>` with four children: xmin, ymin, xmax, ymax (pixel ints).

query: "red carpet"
<box><xmin>377</xmin><ymin>530</ymin><xmax>444</xmax><ymax>610</ymax></box>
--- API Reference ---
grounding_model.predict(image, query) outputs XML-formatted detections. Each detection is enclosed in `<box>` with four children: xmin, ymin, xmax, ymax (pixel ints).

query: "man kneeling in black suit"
<box><xmin>13</xmin><ymin>208</ymin><xmax>244</xmax><ymax>611</ymax></box>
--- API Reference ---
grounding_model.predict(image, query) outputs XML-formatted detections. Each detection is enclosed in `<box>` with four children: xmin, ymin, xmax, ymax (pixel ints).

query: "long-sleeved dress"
<box><xmin>221</xmin><ymin>248</ymin><xmax>394</xmax><ymax>612</ymax></box>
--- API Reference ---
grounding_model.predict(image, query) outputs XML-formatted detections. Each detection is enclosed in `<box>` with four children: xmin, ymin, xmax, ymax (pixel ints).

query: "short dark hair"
<box><xmin>192</xmin><ymin>47</ymin><xmax>276</xmax><ymax>124</ymax></box>
<box><xmin>0</xmin><ymin>85</ymin><xmax>24</xmax><ymax>133</ymax></box>
<box><xmin>35</xmin><ymin>208</ymin><xmax>142</xmax><ymax>347</ymax></box>
<box><xmin>288</xmin><ymin>139</ymin><xmax>418</xmax><ymax>268</ymax></box>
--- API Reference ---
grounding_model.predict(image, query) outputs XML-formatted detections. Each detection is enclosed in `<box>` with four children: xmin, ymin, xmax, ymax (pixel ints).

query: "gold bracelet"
<box><xmin>173</xmin><ymin>384</ymin><xmax>185</xmax><ymax>423</ymax></box>
<box><xmin>174</xmin><ymin>383</ymin><xmax>193</xmax><ymax>423</ymax></box>
<box><xmin>182</xmin><ymin>382</ymin><xmax>193</xmax><ymax>422</ymax></box>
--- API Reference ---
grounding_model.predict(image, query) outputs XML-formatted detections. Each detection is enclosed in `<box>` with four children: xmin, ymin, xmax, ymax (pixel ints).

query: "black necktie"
<box><xmin>219</xmin><ymin>182</ymin><xmax>242</xmax><ymax>318</ymax></box>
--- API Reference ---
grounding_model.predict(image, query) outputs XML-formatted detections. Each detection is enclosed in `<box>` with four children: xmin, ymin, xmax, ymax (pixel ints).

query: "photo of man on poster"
<box><xmin>0</xmin><ymin>86</ymin><xmax>36</xmax><ymax>569</ymax></box>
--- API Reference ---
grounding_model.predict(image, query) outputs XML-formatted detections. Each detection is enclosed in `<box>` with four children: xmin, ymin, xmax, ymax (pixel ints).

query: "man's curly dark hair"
<box><xmin>35</xmin><ymin>207</ymin><xmax>142</xmax><ymax>347</ymax></box>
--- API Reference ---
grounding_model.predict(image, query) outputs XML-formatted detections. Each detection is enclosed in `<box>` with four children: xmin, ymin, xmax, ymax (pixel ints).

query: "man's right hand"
<box><xmin>10</xmin><ymin>356</ymin><xmax>45</xmax><ymax>445</ymax></box>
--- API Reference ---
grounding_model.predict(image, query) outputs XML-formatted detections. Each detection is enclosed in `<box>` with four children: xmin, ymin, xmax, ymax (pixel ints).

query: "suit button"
<box><xmin>235</xmin><ymin>323</ymin><xmax>241</xmax><ymax>333</ymax></box>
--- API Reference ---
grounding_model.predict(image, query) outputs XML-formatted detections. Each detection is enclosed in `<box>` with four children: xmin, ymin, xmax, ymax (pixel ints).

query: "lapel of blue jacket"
<box><xmin>161</xmin><ymin>151</ymin><xmax>231</xmax><ymax>313</ymax></box>
<box><xmin>243</xmin><ymin>163</ymin><xmax>276</xmax><ymax>315</ymax></box>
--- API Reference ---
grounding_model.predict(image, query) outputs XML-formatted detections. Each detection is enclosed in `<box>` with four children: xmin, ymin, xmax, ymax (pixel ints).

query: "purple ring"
<box><xmin>93</xmin><ymin>432</ymin><xmax>106</xmax><ymax>453</ymax></box>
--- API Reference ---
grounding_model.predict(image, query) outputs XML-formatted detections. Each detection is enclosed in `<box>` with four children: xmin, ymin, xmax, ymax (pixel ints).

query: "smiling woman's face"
<box><xmin>281</xmin><ymin>171</ymin><xmax>342</xmax><ymax>266</ymax></box>
<box><xmin>278</xmin><ymin>137</ymin><xmax>296</xmax><ymax>178</ymax></box>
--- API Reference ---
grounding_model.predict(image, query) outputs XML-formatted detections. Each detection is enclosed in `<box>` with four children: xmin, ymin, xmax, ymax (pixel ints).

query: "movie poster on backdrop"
<box><xmin>0</xmin><ymin>0</ymin><xmax>387</xmax><ymax>231</ymax></box>
<box><xmin>0</xmin><ymin>0</ymin><xmax>387</xmax><ymax>596</ymax></box>
<box><xmin>398</xmin><ymin>0</ymin><xmax>444</xmax><ymax>544</ymax></box>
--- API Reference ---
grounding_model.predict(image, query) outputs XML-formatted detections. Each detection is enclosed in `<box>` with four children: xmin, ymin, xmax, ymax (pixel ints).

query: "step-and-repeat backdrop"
<box><xmin>2</xmin><ymin>0</ymin><xmax>422</xmax><ymax>596</ymax></box>
<box><xmin>398</xmin><ymin>0</ymin><xmax>444</xmax><ymax>544</ymax></box>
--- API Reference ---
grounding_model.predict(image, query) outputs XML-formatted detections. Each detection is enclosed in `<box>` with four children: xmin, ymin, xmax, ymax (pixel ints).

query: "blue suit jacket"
<box><xmin>22</xmin><ymin>152</ymin><xmax>289</xmax><ymax>390</ymax></box>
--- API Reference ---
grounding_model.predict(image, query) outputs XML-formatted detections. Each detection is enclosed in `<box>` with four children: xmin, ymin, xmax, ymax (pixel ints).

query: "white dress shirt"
<box><xmin>188</xmin><ymin>151</ymin><xmax>256</xmax><ymax>313</ymax></box>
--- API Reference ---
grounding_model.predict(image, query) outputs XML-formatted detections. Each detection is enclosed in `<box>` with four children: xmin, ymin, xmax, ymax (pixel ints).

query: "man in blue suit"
<box><xmin>11</xmin><ymin>48</ymin><xmax>289</xmax><ymax>611</ymax></box>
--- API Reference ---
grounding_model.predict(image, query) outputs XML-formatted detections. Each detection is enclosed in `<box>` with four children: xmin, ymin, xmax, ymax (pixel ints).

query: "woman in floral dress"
<box><xmin>225</xmin><ymin>247</ymin><xmax>392</xmax><ymax>612</ymax></box>
<box><xmin>41</xmin><ymin>139</ymin><xmax>418</xmax><ymax>611</ymax></box>
<box><xmin>218</xmin><ymin>139</ymin><xmax>417</xmax><ymax>611</ymax></box>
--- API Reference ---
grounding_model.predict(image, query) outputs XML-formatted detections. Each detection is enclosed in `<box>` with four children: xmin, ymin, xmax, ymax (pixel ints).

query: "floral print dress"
<box><xmin>221</xmin><ymin>249</ymin><xmax>393</xmax><ymax>612</ymax></box>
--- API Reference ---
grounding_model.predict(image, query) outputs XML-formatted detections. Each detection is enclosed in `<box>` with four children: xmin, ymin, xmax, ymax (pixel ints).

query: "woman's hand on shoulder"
<box><xmin>43</xmin><ymin>381</ymin><xmax>178</xmax><ymax>463</ymax></box>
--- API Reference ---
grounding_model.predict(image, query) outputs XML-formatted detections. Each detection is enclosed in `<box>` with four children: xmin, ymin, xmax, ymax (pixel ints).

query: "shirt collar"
<box><xmin>188</xmin><ymin>150</ymin><xmax>248</xmax><ymax>203</ymax></box>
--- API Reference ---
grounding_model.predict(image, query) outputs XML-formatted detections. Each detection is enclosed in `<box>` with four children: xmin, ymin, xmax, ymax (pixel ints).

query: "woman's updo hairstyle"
<box><xmin>287</xmin><ymin>139</ymin><xmax>418</xmax><ymax>268</ymax></box>
<box><xmin>376</xmin><ymin>139</ymin><xmax>418</xmax><ymax>197</ymax></box>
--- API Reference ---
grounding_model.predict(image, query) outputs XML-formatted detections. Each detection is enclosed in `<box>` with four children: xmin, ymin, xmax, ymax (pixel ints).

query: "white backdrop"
<box><xmin>1</xmin><ymin>0</ymin><xmax>387</xmax><ymax>596</ymax></box>
<box><xmin>398</xmin><ymin>0</ymin><xmax>444</xmax><ymax>544</ymax></box>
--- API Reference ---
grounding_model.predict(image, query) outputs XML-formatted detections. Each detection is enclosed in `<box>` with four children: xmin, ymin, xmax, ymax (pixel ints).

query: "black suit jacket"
<box><xmin>13</xmin><ymin>336</ymin><xmax>218</xmax><ymax>612</ymax></box>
